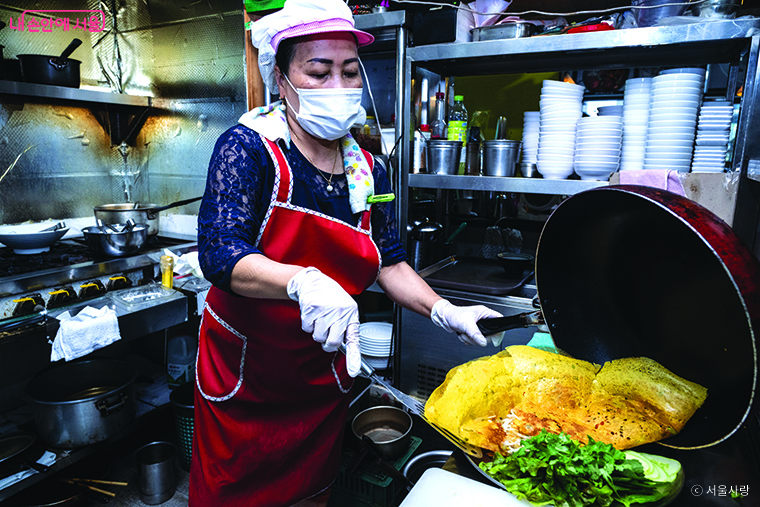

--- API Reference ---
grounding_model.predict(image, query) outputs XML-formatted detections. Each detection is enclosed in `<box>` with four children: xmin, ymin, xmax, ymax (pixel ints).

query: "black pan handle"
<box><xmin>58</xmin><ymin>38</ymin><xmax>82</xmax><ymax>60</ymax></box>
<box><xmin>477</xmin><ymin>310</ymin><xmax>543</xmax><ymax>336</ymax></box>
<box><xmin>145</xmin><ymin>196</ymin><xmax>203</xmax><ymax>219</ymax></box>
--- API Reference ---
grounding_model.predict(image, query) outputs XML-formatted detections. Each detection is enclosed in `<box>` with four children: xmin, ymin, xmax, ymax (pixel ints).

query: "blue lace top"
<box><xmin>198</xmin><ymin>124</ymin><xmax>407</xmax><ymax>294</ymax></box>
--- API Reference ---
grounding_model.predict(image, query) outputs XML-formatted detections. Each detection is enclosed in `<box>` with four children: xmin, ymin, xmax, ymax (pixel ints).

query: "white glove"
<box><xmin>287</xmin><ymin>266</ymin><xmax>361</xmax><ymax>358</ymax></box>
<box><xmin>430</xmin><ymin>299</ymin><xmax>503</xmax><ymax>347</ymax></box>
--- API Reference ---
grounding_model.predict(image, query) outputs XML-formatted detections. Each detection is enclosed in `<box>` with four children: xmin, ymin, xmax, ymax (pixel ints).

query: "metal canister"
<box><xmin>412</xmin><ymin>129</ymin><xmax>427</xmax><ymax>173</ymax></box>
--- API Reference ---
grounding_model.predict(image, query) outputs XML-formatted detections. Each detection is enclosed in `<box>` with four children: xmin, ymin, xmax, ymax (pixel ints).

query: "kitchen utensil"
<box><xmin>482</xmin><ymin>140</ymin><xmax>521</xmax><ymax>177</ymax></box>
<box><xmin>401</xmin><ymin>450</ymin><xmax>452</xmax><ymax>483</ymax></box>
<box><xmin>409</xmin><ymin>219</ymin><xmax>444</xmax><ymax>271</ymax></box>
<box><xmin>24</xmin><ymin>359</ymin><xmax>139</xmax><ymax>448</ymax></box>
<box><xmin>37</xmin><ymin>221</ymin><xmax>66</xmax><ymax>233</ymax></box>
<box><xmin>496</xmin><ymin>252</ymin><xmax>535</xmax><ymax>277</ymax></box>
<box><xmin>360</xmin><ymin>435</ymin><xmax>415</xmax><ymax>491</ymax></box>
<box><xmin>632</xmin><ymin>0</ymin><xmax>693</xmax><ymax>26</ymax></box>
<box><xmin>426</xmin><ymin>140</ymin><xmax>462</xmax><ymax>175</ymax></box>
<box><xmin>344</xmin><ymin>346</ymin><xmax>484</xmax><ymax>458</ymax></box>
<box><xmin>134</xmin><ymin>441</ymin><xmax>176</xmax><ymax>505</ymax></box>
<box><xmin>18</xmin><ymin>38</ymin><xmax>82</xmax><ymax>88</ymax></box>
<box><xmin>691</xmin><ymin>0</ymin><xmax>742</xmax><ymax>17</ymax></box>
<box><xmin>471</xmin><ymin>22</ymin><xmax>535</xmax><ymax>41</ymax></box>
<box><xmin>352</xmin><ymin>406</ymin><xmax>412</xmax><ymax>462</ymax></box>
<box><xmin>0</xmin><ymin>225</ymin><xmax>69</xmax><ymax>255</ymax></box>
<box><xmin>93</xmin><ymin>196</ymin><xmax>202</xmax><ymax>236</ymax></box>
<box><xmin>82</xmin><ymin>222</ymin><xmax>149</xmax><ymax>257</ymax></box>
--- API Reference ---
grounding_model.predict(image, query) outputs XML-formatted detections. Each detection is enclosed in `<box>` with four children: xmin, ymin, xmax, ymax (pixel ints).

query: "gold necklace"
<box><xmin>292</xmin><ymin>129</ymin><xmax>341</xmax><ymax>192</ymax></box>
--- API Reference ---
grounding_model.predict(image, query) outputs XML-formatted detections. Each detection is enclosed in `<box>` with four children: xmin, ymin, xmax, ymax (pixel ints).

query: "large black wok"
<box><xmin>479</xmin><ymin>184</ymin><xmax>760</xmax><ymax>450</ymax></box>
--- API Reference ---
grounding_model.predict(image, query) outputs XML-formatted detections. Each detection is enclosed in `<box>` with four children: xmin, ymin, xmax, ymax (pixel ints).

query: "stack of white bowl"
<box><xmin>521</xmin><ymin>111</ymin><xmax>540</xmax><ymax>165</ymax></box>
<box><xmin>359</xmin><ymin>322</ymin><xmax>393</xmax><ymax>369</ymax></box>
<box><xmin>537</xmin><ymin>80</ymin><xmax>585</xmax><ymax>179</ymax></box>
<box><xmin>644</xmin><ymin>68</ymin><xmax>705</xmax><ymax>172</ymax></box>
<box><xmin>574</xmin><ymin>116</ymin><xmax>623</xmax><ymax>180</ymax></box>
<box><xmin>692</xmin><ymin>100</ymin><xmax>733</xmax><ymax>173</ymax></box>
<box><xmin>620</xmin><ymin>77</ymin><xmax>652</xmax><ymax>171</ymax></box>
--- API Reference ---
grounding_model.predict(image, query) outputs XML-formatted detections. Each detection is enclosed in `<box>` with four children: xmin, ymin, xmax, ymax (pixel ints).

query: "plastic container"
<box><xmin>167</xmin><ymin>334</ymin><xmax>197</xmax><ymax>389</ymax></box>
<box><xmin>170</xmin><ymin>381</ymin><xmax>195</xmax><ymax>471</ymax></box>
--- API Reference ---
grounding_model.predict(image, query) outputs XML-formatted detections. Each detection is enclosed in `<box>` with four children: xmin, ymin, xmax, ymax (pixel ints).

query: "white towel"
<box><xmin>51</xmin><ymin>306</ymin><xmax>121</xmax><ymax>362</ymax></box>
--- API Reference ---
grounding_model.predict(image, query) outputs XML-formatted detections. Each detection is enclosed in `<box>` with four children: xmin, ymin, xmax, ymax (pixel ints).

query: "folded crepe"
<box><xmin>424</xmin><ymin>345</ymin><xmax>707</xmax><ymax>452</ymax></box>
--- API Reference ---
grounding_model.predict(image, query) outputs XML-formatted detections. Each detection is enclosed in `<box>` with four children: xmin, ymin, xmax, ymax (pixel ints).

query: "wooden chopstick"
<box><xmin>66</xmin><ymin>478</ymin><xmax>129</xmax><ymax>487</ymax></box>
<box><xmin>62</xmin><ymin>480</ymin><xmax>116</xmax><ymax>497</ymax></box>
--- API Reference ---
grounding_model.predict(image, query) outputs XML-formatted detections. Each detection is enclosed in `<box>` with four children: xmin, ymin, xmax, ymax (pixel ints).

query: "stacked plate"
<box><xmin>692</xmin><ymin>100</ymin><xmax>733</xmax><ymax>173</ymax></box>
<box><xmin>359</xmin><ymin>322</ymin><xmax>393</xmax><ymax>369</ymax></box>
<box><xmin>643</xmin><ymin>68</ymin><xmax>705</xmax><ymax>172</ymax></box>
<box><xmin>620</xmin><ymin>77</ymin><xmax>652</xmax><ymax>171</ymax></box>
<box><xmin>574</xmin><ymin>116</ymin><xmax>623</xmax><ymax>180</ymax></box>
<box><xmin>521</xmin><ymin>111</ymin><xmax>540</xmax><ymax>165</ymax></box>
<box><xmin>537</xmin><ymin>80</ymin><xmax>585</xmax><ymax>179</ymax></box>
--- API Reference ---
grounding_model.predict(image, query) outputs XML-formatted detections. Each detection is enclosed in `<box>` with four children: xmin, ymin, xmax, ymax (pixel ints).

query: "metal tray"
<box><xmin>422</xmin><ymin>256</ymin><xmax>534</xmax><ymax>296</ymax></box>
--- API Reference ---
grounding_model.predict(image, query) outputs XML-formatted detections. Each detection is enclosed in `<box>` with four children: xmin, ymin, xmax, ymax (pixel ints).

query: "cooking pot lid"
<box><xmin>0</xmin><ymin>434</ymin><xmax>34</xmax><ymax>463</ymax></box>
<box><xmin>536</xmin><ymin>185</ymin><xmax>760</xmax><ymax>449</ymax></box>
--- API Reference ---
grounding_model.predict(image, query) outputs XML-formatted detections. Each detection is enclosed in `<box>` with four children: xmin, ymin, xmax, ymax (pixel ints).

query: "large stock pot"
<box><xmin>24</xmin><ymin>359</ymin><xmax>139</xmax><ymax>448</ymax></box>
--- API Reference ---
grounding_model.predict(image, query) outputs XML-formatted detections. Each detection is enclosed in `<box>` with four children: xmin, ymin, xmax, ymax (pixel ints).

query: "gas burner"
<box><xmin>0</xmin><ymin>240</ymin><xmax>92</xmax><ymax>277</ymax></box>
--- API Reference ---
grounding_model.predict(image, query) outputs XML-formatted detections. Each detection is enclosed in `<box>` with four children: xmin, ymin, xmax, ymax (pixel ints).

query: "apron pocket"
<box><xmin>196</xmin><ymin>304</ymin><xmax>247</xmax><ymax>402</ymax></box>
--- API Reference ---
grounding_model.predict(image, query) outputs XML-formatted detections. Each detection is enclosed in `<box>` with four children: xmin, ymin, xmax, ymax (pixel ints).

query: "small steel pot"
<box><xmin>351</xmin><ymin>406</ymin><xmax>412</xmax><ymax>462</ymax></box>
<box><xmin>82</xmin><ymin>223</ymin><xmax>149</xmax><ymax>257</ymax></box>
<box><xmin>24</xmin><ymin>359</ymin><xmax>139</xmax><ymax>449</ymax></box>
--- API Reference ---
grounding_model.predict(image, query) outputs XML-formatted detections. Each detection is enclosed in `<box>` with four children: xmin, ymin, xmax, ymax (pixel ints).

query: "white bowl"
<box><xmin>660</xmin><ymin>67</ymin><xmax>707</xmax><ymax>77</ymax></box>
<box><xmin>537</xmin><ymin>161</ymin><xmax>574</xmax><ymax>179</ymax></box>
<box><xmin>574</xmin><ymin>163</ymin><xmax>618</xmax><ymax>180</ymax></box>
<box><xmin>648</xmin><ymin>119</ymin><xmax>697</xmax><ymax>130</ymax></box>
<box><xmin>543</xmin><ymin>79</ymin><xmax>585</xmax><ymax>90</ymax></box>
<box><xmin>0</xmin><ymin>227</ymin><xmax>70</xmax><ymax>255</ymax></box>
<box><xmin>359</xmin><ymin>322</ymin><xmax>393</xmax><ymax>341</ymax></box>
<box><xmin>653</xmin><ymin>74</ymin><xmax>703</xmax><ymax>85</ymax></box>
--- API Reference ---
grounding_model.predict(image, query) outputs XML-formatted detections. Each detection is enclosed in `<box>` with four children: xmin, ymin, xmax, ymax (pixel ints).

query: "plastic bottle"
<box><xmin>167</xmin><ymin>334</ymin><xmax>197</xmax><ymax>389</ymax></box>
<box><xmin>160</xmin><ymin>255</ymin><xmax>174</xmax><ymax>289</ymax></box>
<box><xmin>447</xmin><ymin>95</ymin><xmax>468</xmax><ymax>172</ymax></box>
<box><xmin>446</xmin><ymin>95</ymin><xmax>468</xmax><ymax>144</ymax></box>
<box><xmin>430</xmin><ymin>92</ymin><xmax>448</xmax><ymax>139</ymax></box>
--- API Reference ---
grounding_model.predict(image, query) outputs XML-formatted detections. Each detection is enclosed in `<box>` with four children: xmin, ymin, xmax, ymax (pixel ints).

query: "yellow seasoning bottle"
<box><xmin>160</xmin><ymin>255</ymin><xmax>174</xmax><ymax>289</ymax></box>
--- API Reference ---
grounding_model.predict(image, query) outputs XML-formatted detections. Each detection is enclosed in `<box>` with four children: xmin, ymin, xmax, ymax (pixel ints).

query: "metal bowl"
<box><xmin>82</xmin><ymin>223</ymin><xmax>149</xmax><ymax>257</ymax></box>
<box><xmin>352</xmin><ymin>406</ymin><xmax>413</xmax><ymax>461</ymax></box>
<box><xmin>691</xmin><ymin>0</ymin><xmax>742</xmax><ymax>18</ymax></box>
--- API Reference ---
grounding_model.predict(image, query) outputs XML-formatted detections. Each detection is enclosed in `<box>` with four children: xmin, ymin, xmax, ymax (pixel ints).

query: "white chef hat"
<box><xmin>249</xmin><ymin>0</ymin><xmax>374</xmax><ymax>95</ymax></box>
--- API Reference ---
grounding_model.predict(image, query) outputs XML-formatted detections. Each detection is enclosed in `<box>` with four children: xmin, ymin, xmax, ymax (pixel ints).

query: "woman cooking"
<box><xmin>190</xmin><ymin>0</ymin><xmax>502</xmax><ymax>505</ymax></box>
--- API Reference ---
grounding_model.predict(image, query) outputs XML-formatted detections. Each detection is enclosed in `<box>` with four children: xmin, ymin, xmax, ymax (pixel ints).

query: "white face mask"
<box><xmin>283</xmin><ymin>74</ymin><xmax>366</xmax><ymax>141</ymax></box>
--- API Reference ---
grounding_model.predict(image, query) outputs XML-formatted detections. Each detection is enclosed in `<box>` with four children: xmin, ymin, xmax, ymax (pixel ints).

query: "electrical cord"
<box><xmin>390</xmin><ymin>0</ymin><xmax>711</xmax><ymax>18</ymax></box>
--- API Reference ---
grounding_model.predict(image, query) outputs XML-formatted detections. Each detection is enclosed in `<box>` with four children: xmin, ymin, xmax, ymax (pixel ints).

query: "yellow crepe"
<box><xmin>424</xmin><ymin>345</ymin><xmax>707</xmax><ymax>452</ymax></box>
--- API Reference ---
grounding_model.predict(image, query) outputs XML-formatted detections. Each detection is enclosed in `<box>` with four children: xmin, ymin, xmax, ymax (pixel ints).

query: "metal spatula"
<box><xmin>345</xmin><ymin>347</ymin><xmax>484</xmax><ymax>459</ymax></box>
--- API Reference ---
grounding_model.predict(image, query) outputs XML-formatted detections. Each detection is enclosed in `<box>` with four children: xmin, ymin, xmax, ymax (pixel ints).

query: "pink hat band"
<box><xmin>271</xmin><ymin>17</ymin><xmax>374</xmax><ymax>52</ymax></box>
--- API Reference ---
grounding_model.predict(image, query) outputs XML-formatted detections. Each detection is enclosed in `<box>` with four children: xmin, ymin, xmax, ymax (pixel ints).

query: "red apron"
<box><xmin>189</xmin><ymin>137</ymin><xmax>381</xmax><ymax>506</ymax></box>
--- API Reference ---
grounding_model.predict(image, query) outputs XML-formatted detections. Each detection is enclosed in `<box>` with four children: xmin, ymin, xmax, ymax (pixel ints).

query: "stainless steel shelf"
<box><xmin>354</xmin><ymin>10</ymin><xmax>405</xmax><ymax>30</ymax></box>
<box><xmin>408</xmin><ymin>19</ymin><xmax>760</xmax><ymax>75</ymax></box>
<box><xmin>0</xmin><ymin>80</ymin><xmax>152</xmax><ymax>107</ymax></box>
<box><xmin>408</xmin><ymin>173</ymin><xmax>607</xmax><ymax>195</ymax></box>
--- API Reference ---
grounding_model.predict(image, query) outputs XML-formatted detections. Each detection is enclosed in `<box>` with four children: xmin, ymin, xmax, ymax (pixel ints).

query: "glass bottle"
<box><xmin>160</xmin><ymin>255</ymin><xmax>174</xmax><ymax>289</ymax></box>
<box><xmin>430</xmin><ymin>92</ymin><xmax>448</xmax><ymax>139</ymax></box>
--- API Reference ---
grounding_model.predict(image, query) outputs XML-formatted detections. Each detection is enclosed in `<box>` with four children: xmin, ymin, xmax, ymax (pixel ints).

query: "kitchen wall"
<box><xmin>0</xmin><ymin>0</ymin><xmax>248</xmax><ymax>225</ymax></box>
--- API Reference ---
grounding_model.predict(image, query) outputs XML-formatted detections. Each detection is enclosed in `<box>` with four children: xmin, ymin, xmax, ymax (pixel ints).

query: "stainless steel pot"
<box><xmin>94</xmin><ymin>197</ymin><xmax>202</xmax><ymax>237</ymax></box>
<box><xmin>24</xmin><ymin>359</ymin><xmax>139</xmax><ymax>449</ymax></box>
<box><xmin>351</xmin><ymin>406</ymin><xmax>412</xmax><ymax>461</ymax></box>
